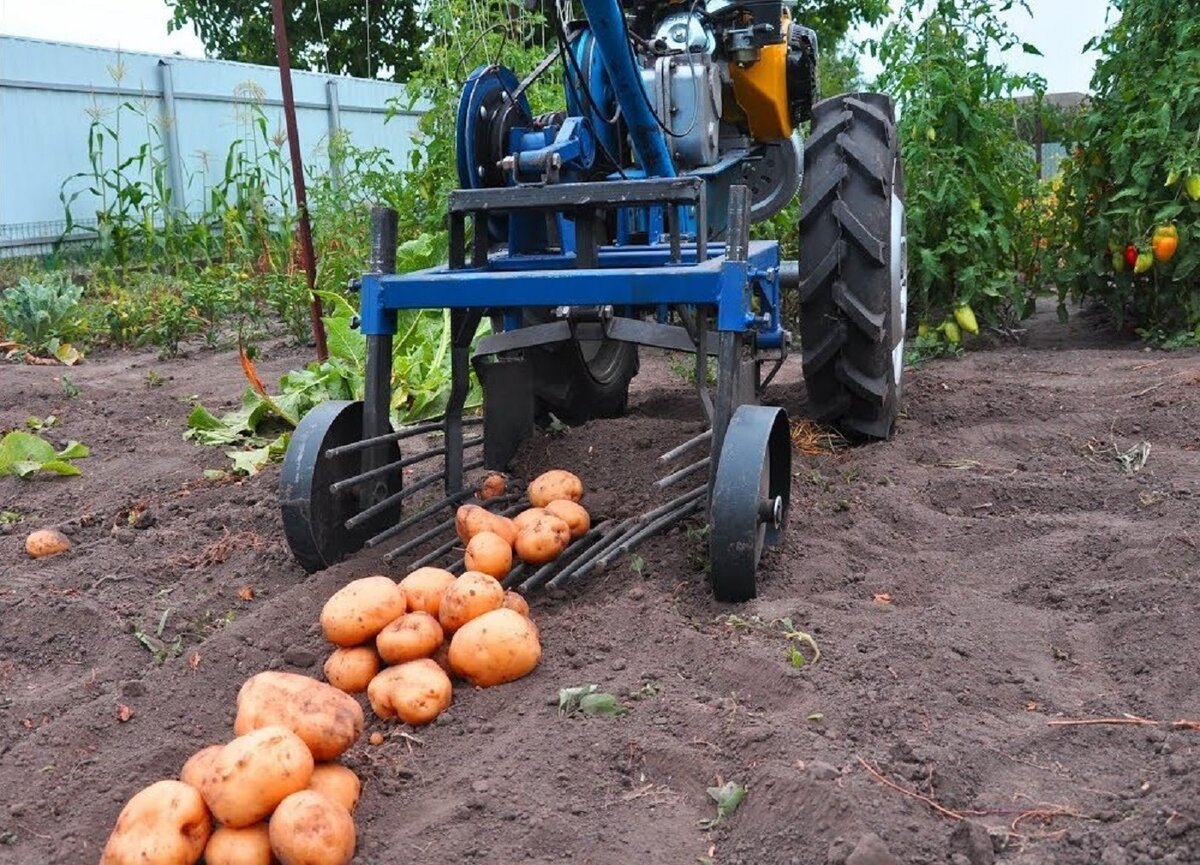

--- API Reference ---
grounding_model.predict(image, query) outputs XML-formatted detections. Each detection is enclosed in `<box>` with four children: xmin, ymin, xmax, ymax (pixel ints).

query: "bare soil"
<box><xmin>2</xmin><ymin>306</ymin><xmax>1198</xmax><ymax>865</ymax></box>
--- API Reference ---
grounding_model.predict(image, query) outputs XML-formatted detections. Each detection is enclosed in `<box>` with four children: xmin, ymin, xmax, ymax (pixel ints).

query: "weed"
<box><xmin>60</xmin><ymin>375</ymin><xmax>80</xmax><ymax>398</ymax></box>
<box><xmin>0</xmin><ymin>274</ymin><xmax>86</xmax><ymax>355</ymax></box>
<box><xmin>0</xmin><ymin>511</ymin><xmax>21</xmax><ymax>524</ymax></box>
<box><xmin>144</xmin><ymin>370</ymin><xmax>165</xmax><ymax>389</ymax></box>
<box><xmin>668</xmin><ymin>351</ymin><xmax>717</xmax><ymax>385</ymax></box>
<box><xmin>630</xmin><ymin>553</ymin><xmax>647</xmax><ymax>577</ymax></box>
<box><xmin>806</xmin><ymin>470</ymin><xmax>832</xmax><ymax>493</ymax></box>
<box><xmin>904</xmin><ymin>331</ymin><xmax>963</xmax><ymax>367</ymax></box>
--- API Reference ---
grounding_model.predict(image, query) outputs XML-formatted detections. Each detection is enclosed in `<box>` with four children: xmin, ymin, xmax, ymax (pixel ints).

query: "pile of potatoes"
<box><xmin>102</xmin><ymin>671</ymin><xmax>365</xmax><ymax>865</ymax></box>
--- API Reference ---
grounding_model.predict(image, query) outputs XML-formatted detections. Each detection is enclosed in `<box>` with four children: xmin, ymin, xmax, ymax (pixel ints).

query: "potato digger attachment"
<box><xmin>279</xmin><ymin>0</ymin><xmax>908</xmax><ymax>602</ymax></box>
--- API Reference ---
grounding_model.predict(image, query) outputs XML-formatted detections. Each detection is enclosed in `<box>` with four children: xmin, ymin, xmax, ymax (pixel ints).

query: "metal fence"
<box><xmin>0</xmin><ymin>35</ymin><xmax>425</xmax><ymax>258</ymax></box>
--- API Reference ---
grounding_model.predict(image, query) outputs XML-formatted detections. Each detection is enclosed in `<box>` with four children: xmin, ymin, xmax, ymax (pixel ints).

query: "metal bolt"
<box><xmin>758</xmin><ymin>496</ymin><xmax>783</xmax><ymax>529</ymax></box>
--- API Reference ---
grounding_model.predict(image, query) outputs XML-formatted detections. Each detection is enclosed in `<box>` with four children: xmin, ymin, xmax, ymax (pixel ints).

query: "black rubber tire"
<box><xmin>797</xmin><ymin>92</ymin><xmax>907</xmax><ymax>440</ymax></box>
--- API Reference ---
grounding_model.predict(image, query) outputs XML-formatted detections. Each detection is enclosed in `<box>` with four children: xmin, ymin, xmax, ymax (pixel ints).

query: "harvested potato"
<box><xmin>512</xmin><ymin>507</ymin><xmax>547</xmax><ymax>532</ymax></box>
<box><xmin>545</xmin><ymin>499</ymin><xmax>590</xmax><ymax>540</ymax></box>
<box><xmin>455</xmin><ymin>504</ymin><xmax>517</xmax><ymax>546</ymax></box>
<box><xmin>449</xmin><ymin>608</ymin><xmax>542</xmax><ymax>687</ymax></box>
<box><xmin>431</xmin><ymin>640</ymin><xmax>454</xmax><ymax>678</ymax></box>
<box><xmin>397</xmin><ymin>567</ymin><xmax>457</xmax><ymax>617</ymax></box>
<box><xmin>464</xmin><ymin>530</ymin><xmax>512</xmax><ymax>579</ymax></box>
<box><xmin>514</xmin><ymin>514</ymin><xmax>571</xmax><ymax>565</ymax></box>
<box><xmin>308</xmin><ymin>763</ymin><xmax>361</xmax><ymax>814</ymax></box>
<box><xmin>203</xmin><ymin>823</ymin><xmax>272</xmax><ymax>865</ymax></box>
<box><xmin>323</xmin><ymin>646</ymin><xmax>381</xmax><ymax>694</ymax></box>
<box><xmin>528</xmin><ymin>469</ymin><xmax>583</xmax><ymax>508</ymax></box>
<box><xmin>101</xmin><ymin>779</ymin><xmax>212</xmax><ymax>865</ymax></box>
<box><xmin>320</xmin><ymin>575</ymin><xmax>407</xmax><ymax>647</ymax></box>
<box><xmin>235</xmin><ymin>671</ymin><xmax>364</xmax><ymax>761</ymax></box>
<box><xmin>25</xmin><ymin>528</ymin><xmax>71</xmax><ymax>558</ymax></box>
<box><xmin>179</xmin><ymin>744</ymin><xmax>223</xmax><ymax>792</ymax></box>
<box><xmin>501</xmin><ymin>590</ymin><xmax>530</xmax><ymax>617</ymax></box>
<box><xmin>201</xmin><ymin>725</ymin><xmax>314</xmax><ymax>828</ymax></box>
<box><xmin>367</xmin><ymin>659</ymin><xmax>453</xmax><ymax>725</ymax></box>
<box><xmin>269</xmin><ymin>791</ymin><xmax>355</xmax><ymax>865</ymax></box>
<box><xmin>478</xmin><ymin>472</ymin><xmax>507</xmax><ymax>501</ymax></box>
<box><xmin>438</xmin><ymin>571</ymin><xmax>505</xmax><ymax>633</ymax></box>
<box><xmin>375</xmin><ymin>611</ymin><xmax>443</xmax><ymax>664</ymax></box>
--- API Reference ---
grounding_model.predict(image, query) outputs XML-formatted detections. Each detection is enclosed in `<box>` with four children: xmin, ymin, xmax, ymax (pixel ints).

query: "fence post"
<box><xmin>156</xmin><ymin>60</ymin><xmax>187</xmax><ymax>214</ymax></box>
<box><xmin>326</xmin><ymin>79</ymin><xmax>342</xmax><ymax>189</ymax></box>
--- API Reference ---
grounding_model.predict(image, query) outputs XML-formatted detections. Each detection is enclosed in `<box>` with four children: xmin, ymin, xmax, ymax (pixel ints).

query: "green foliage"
<box><xmin>1053</xmin><ymin>0</ymin><xmax>1200</xmax><ymax>334</ymax></box>
<box><xmin>699</xmin><ymin>781</ymin><xmax>748</xmax><ymax>829</ymax></box>
<box><xmin>0</xmin><ymin>274</ymin><xmax>86</xmax><ymax>354</ymax></box>
<box><xmin>0</xmin><ymin>431</ymin><xmax>89</xmax><ymax>478</ymax></box>
<box><xmin>875</xmin><ymin>0</ymin><xmax>1046</xmax><ymax>332</ymax></box>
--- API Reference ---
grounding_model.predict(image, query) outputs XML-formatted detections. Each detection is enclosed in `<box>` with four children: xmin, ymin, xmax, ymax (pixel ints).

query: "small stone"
<box><xmin>808</xmin><ymin>760</ymin><xmax>840</xmax><ymax>781</ymax></box>
<box><xmin>949</xmin><ymin>820</ymin><xmax>994</xmax><ymax>865</ymax></box>
<box><xmin>611</xmin><ymin>658</ymin><xmax>627</xmax><ymax>671</ymax></box>
<box><xmin>845</xmin><ymin>833</ymin><xmax>897</xmax><ymax>865</ymax></box>
<box><xmin>629</xmin><ymin>586</ymin><xmax>646</xmax><ymax>600</ymax></box>
<box><xmin>471</xmin><ymin>779</ymin><xmax>490</xmax><ymax>794</ymax></box>
<box><xmin>283</xmin><ymin>647</ymin><xmax>316</xmax><ymax>668</ymax></box>
<box><xmin>1167</xmin><ymin>755</ymin><xmax>1188</xmax><ymax>776</ymax></box>
<box><xmin>9</xmin><ymin>802</ymin><xmax>25</xmax><ymax>817</ymax></box>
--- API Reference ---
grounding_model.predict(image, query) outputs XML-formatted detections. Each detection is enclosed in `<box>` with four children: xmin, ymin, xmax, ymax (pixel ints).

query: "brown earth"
<box><xmin>1</xmin><ymin>305</ymin><xmax>1198</xmax><ymax>865</ymax></box>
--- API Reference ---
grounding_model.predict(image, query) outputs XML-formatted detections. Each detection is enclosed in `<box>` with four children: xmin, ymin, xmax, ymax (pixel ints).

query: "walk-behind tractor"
<box><xmin>280</xmin><ymin>0</ymin><xmax>908</xmax><ymax>601</ymax></box>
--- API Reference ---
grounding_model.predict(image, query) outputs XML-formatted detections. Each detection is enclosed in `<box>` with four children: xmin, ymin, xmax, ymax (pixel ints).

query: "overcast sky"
<box><xmin>0</xmin><ymin>0</ymin><xmax>1113</xmax><ymax>95</ymax></box>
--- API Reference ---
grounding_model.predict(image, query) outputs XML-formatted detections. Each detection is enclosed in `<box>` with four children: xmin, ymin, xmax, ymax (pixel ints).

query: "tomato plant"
<box><xmin>1054</xmin><ymin>0</ymin><xmax>1200</xmax><ymax>336</ymax></box>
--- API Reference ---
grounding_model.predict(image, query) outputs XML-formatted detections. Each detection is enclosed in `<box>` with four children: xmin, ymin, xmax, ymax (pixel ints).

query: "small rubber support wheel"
<box><xmin>797</xmin><ymin>92</ymin><xmax>908</xmax><ymax>440</ymax></box>
<box><xmin>522</xmin><ymin>311</ymin><xmax>639</xmax><ymax>424</ymax></box>
<box><xmin>709</xmin><ymin>405</ymin><xmax>792</xmax><ymax>602</ymax></box>
<box><xmin>279</xmin><ymin>400</ymin><xmax>401</xmax><ymax>573</ymax></box>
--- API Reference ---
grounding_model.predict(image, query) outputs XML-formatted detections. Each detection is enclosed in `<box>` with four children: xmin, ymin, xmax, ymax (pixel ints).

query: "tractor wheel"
<box><xmin>796</xmin><ymin>92</ymin><xmax>908</xmax><ymax>440</ymax></box>
<box><xmin>522</xmin><ymin>311</ymin><xmax>639</xmax><ymax>424</ymax></box>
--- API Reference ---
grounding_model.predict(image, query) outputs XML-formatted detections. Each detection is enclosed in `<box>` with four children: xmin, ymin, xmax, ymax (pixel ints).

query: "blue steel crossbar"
<box><xmin>358</xmin><ymin>241</ymin><xmax>781</xmax><ymax>339</ymax></box>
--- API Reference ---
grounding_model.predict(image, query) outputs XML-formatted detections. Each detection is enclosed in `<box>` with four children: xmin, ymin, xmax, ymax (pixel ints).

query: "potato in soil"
<box><xmin>269</xmin><ymin>790</ymin><xmax>355</xmax><ymax>865</ymax></box>
<box><xmin>398</xmin><ymin>567</ymin><xmax>457</xmax><ymax>617</ymax></box>
<box><xmin>502</xmin><ymin>589</ymin><xmax>530</xmax><ymax>617</ymax></box>
<box><xmin>200</xmin><ymin>725</ymin><xmax>314</xmax><ymax>827</ymax></box>
<box><xmin>204</xmin><ymin>823</ymin><xmax>272</xmax><ymax>865</ymax></box>
<box><xmin>323</xmin><ymin>646</ymin><xmax>381</xmax><ymax>693</ymax></box>
<box><xmin>179</xmin><ymin>743</ymin><xmax>223</xmax><ymax>792</ymax></box>
<box><xmin>545</xmin><ymin>499</ymin><xmax>590</xmax><ymax>539</ymax></box>
<box><xmin>235</xmin><ymin>671</ymin><xmax>364</xmax><ymax>761</ymax></box>
<box><xmin>308</xmin><ymin>763</ymin><xmax>361</xmax><ymax>813</ymax></box>
<box><xmin>478</xmin><ymin>472</ymin><xmax>507</xmax><ymax>501</ymax></box>
<box><xmin>449</xmin><ymin>607</ymin><xmax>542</xmax><ymax>687</ymax></box>
<box><xmin>455</xmin><ymin>503</ymin><xmax>517</xmax><ymax>545</ymax></box>
<box><xmin>514</xmin><ymin>514</ymin><xmax>571</xmax><ymax>565</ymax></box>
<box><xmin>101</xmin><ymin>779</ymin><xmax>212</xmax><ymax>865</ymax></box>
<box><xmin>527</xmin><ymin>469</ymin><xmax>583</xmax><ymax>508</ymax></box>
<box><xmin>375</xmin><ymin>611</ymin><xmax>443</xmax><ymax>664</ymax></box>
<box><xmin>439</xmin><ymin>570</ymin><xmax>505</xmax><ymax>633</ymax></box>
<box><xmin>367</xmin><ymin>658</ymin><xmax>453</xmax><ymax>725</ymax></box>
<box><xmin>464</xmin><ymin>530</ymin><xmax>513</xmax><ymax>579</ymax></box>
<box><xmin>319</xmin><ymin>574</ymin><xmax>407</xmax><ymax>646</ymax></box>
<box><xmin>24</xmin><ymin>528</ymin><xmax>71</xmax><ymax>558</ymax></box>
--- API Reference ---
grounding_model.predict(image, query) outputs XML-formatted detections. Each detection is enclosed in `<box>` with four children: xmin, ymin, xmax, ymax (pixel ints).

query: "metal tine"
<box><xmin>382</xmin><ymin>515</ymin><xmax>458</xmax><ymax>560</ymax></box>
<box><xmin>329</xmin><ymin>437</ymin><xmax>484</xmax><ymax>496</ymax></box>
<box><xmin>447</xmin><ymin>558</ymin><xmax>467</xmax><ymax>575</ymax></box>
<box><xmin>406</xmin><ymin>536</ymin><xmax>461</xmax><ymax>571</ymax></box>
<box><xmin>502</xmin><ymin>563</ymin><xmax>527</xmax><ymax>588</ymax></box>
<box><xmin>653</xmin><ymin>456</ymin><xmax>710</xmax><ymax>490</ymax></box>
<box><xmin>659</xmin><ymin>428</ymin><xmax>712</xmax><ymax>463</ymax></box>
<box><xmin>369</xmin><ymin>488</ymin><xmax>475</xmax><ymax>551</ymax></box>
<box><xmin>398</xmin><ymin>434</ymin><xmax>484</xmax><ymax>469</ymax></box>
<box><xmin>517</xmin><ymin>521</ymin><xmax>615</xmax><ymax>592</ymax></box>
<box><xmin>344</xmin><ymin>457</ymin><xmax>485</xmax><ymax>531</ymax></box>
<box><xmin>325</xmin><ymin>415</ymin><xmax>483</xmax><ymax>459</ymax></box>
<box><xmin>543</xmin><ymin>521</ymin><xmax>633</xmax><ymax>588</ymax></box>
<box><xmin>593</xmin><ymin>496</ymin><xmax>705</xmax><ymax>570</ymax></box>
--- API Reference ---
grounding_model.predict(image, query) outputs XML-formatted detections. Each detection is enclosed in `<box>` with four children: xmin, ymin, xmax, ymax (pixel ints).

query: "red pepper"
<box><xmin>1124</xmin><ymin>245</ymin><xmax>1138</xmax><ymax>268</ymax></box>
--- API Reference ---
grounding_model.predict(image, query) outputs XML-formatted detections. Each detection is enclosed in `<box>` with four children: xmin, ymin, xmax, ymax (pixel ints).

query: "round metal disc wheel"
<box><xmin>738</xmin><ymin>132</ymin><xmax>804</xmax><ymax>224</ymax></box>
<box><xmin>709</xmin><ymin>405</ymin><xmax>792</xmax><ymax>602</ymax></box>
<box><xmin>797</xmin><ymin>92</ymin><xmax>908</xmax><ymax>440</ymax></box>
<box><xmin>522</xmin><ymin>312</ymin><xmax>640</xmax><ymax>424</ymax></box>
<box><xmin>279</xmin><ymin>400</ymin><xmax>401</xmax><ymax>573</ymax></box>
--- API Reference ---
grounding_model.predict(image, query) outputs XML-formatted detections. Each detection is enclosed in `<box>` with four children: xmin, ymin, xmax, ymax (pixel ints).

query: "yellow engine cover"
<box><xmin>730</xmin><ymin>43</ymin><xmax>793</xmax><ymax>141</ymax></box>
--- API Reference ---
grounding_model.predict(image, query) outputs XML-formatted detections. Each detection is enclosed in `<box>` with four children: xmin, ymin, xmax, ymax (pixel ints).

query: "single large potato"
<box><xmin>308</xmin><ymin>763</ymin><xmax>361</xmax><ymax>814</ymax></box>
<box><xmin>439</xmin><ymin>571</ymin><xmax>505</xmax><ymax>633</ymax></box>
<box><xmin>527</xmin><ymin>469</ymin><xmax>583</xmax><ymax>508</ymax></box>
<box><xmin>203</xmin><ymin>823</ymin><xmax>272</xmax><ymax>865</ymax></box>
<box><xmin>398</xmin><ymin>567</ymin><xmax>457</xmax><ymax>617</ymax></box>
<box><xmin>323</xmin><ymin>646</ymin><xmax>381</xmax><ymax>694</ymax></box>
<box><xmin>455</xmin><ymin>504</ymin><xmax>517</xmax><ymax>546</ymax></box>
<box><xmin>235</xmin><ymin>671</ymin><xmax>364</xmax><ymax>761</ymax></box>
<box><xmin>269</xmin><ymin>790</ymin><xmax>355</xmax><ymax>865</ymax></box>
<box><xmin>201</xmin><ymin>726</ymin><xmax>314</xmax><ymax>828</ymax></box>
<box><xmin>514</xmin><ymin>514</ymin><xmax>571</xmax><ymax>565</ymax></box>
<box><xmin>464</xmin><ymin>530</ymin><xmax>512</xmax><ymax>579</ymax></box>
<box><xmin>376</xmin><ymin>611</ymin><xmax>443</xmax><ymax>664</ymax></box>
<box><xmin>101</xmin><ymin>779</ymin><xmax>212</xmax><ymax>865</ymax></box>
<box><xmin>320</xmin><ymin>575</ymin><xmax>407</xmax><ymax>646</ymax></box>
<box><xmin>512</xmin><ymin>507</ymin><xmax>547</xmax><ymax>532</ymax></box>
<box><xmin>179</xmin><ymin>744</ymin><xmax>224</xmax><ymax>792</ymax></box>
<box><xmin>545</xmin><ymin>499</ymin><xmax>591</xmax><ymax>540</ymax></box>
<box><xmin>367</xmin><ymin>658</ymin><xmax>453</xmax><ymax>726</ymax></box>
<box><xmin>24</xmin><ymin>528</ymin><xmax>71</xmax><ymax>558</ymax></box>
<box><xmin>449</xmin><ymin>608</ymin><xmax>542</xmax><ymax>687</ymax></box>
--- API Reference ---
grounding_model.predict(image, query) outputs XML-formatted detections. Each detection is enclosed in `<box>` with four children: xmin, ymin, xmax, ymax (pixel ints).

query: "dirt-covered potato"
<box><xmin>478</xmin><ymin>472</ymin><xmax>507</xmax><ymax>501</ymax></box>
<box><xmin>397</xmin><ymin>567</ymin><xmax>457</xmax><ymax>617</ymax></box>
<box><xmin>200</xmin><ymin>725</ymin><xmax>314</xmax><ymax>828</ymax></box>
<box><xmin>544</xmin><ymin>499</ymin><xmax>590</xmax><ymax>540</ymax></box>
<box><xmin>455</xmin><ymin>504</ymin><xmax>517</xmax><ymax>546</ymax></box>
<box><xmin>323</xmin><ymin>646</ymin><xmax>381</xmax><ymax>694</ymax></box>
<box><xmin>527</xmin><ymin>469</ymin><xmax>583</xmax><ymax>508</ymax></box>
<box><xmin>24</xmin><ymin>528</ymin><xmax>71</xmax><ymax>558</ymax></box>
<box><xmin>235</xmin><ymin>671</ymin><xmax>364</xmax><ymax>761</ymax></box>
<box><xmin>438</xmin><ymin>571</ymin><xmax>505</xmax><ymax>633</ymax></box>
<box><xmin>101</xmin><ymin>779</ymin><xmax>212</xmax><ymax>865</ymax></box>
<box><xmin>269</xmin><ymin>790</ymin><xmax>355</xmax><ymax>865</ymax></box>
<box><xmin>449</xmin><ymin>608</ymin><xmax>542</xmax><ymax>687</ymax></box>
<box><xmin>203</xmin><ymin>823</ymin><xmax>272</xmax><ymax>865</ymax></box>
<box><xmin>319</xmin><ymin>575</ymin><xmax>407</xmax><ymax>647</ymax></box>
<box><xmin>307</xmin><ymin>763</ymin><xmax>361</xmax><ymax>814</ymax></box>
<box><xmin>179</xmin><ymin>744</ymin><xmax>223</xmax><ymax>792</ymax></box>
<box><xmin>464</xmin><ymin>530</ymin><xmax>512</xmax><ymax>579</ymax></box>
<box><xmin>512</xmin><ymin>507</ymin><xmax>547</xmax><ymax>532</ymax></box>
<box><xmin>514</xmin><ymin>514</ymin><xmax>571</xmax><ymax>565</ymax></box>
<box><xmin>501</xmin><ymin>590</ymin><xmax>530</xmax><ymax>617</ymax></box>
<box><xmin>366</xmin><ymin>658</ymin><xmax>453</xmax><ymax>726</ymax></box>
<box><xmin>375</xmin><ymin>611</ymin><xmax>443</xmax><ymax>664</ymax></box>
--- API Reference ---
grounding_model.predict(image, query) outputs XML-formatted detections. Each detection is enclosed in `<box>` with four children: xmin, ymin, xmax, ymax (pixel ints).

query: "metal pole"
<box><xmin>270</xmin><ymin>0</ymin><xmax>328</xmax><ymax>361</ymax></box>
<box><xmin>156</xmin><ymin>61</ymin><xmax>187</xmax><ymax>215</ymax></box>
<box><xmin>325</xmin><ymin>79</ymin><xmax>342</xmax><ymax>189</ymax></box>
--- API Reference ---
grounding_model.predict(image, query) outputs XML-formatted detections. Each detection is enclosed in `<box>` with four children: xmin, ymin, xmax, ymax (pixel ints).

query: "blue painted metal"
<box><xmin>565</xmin><ymin>30</ymin><xmax>622</xmax><ymax>165</ymax></box>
